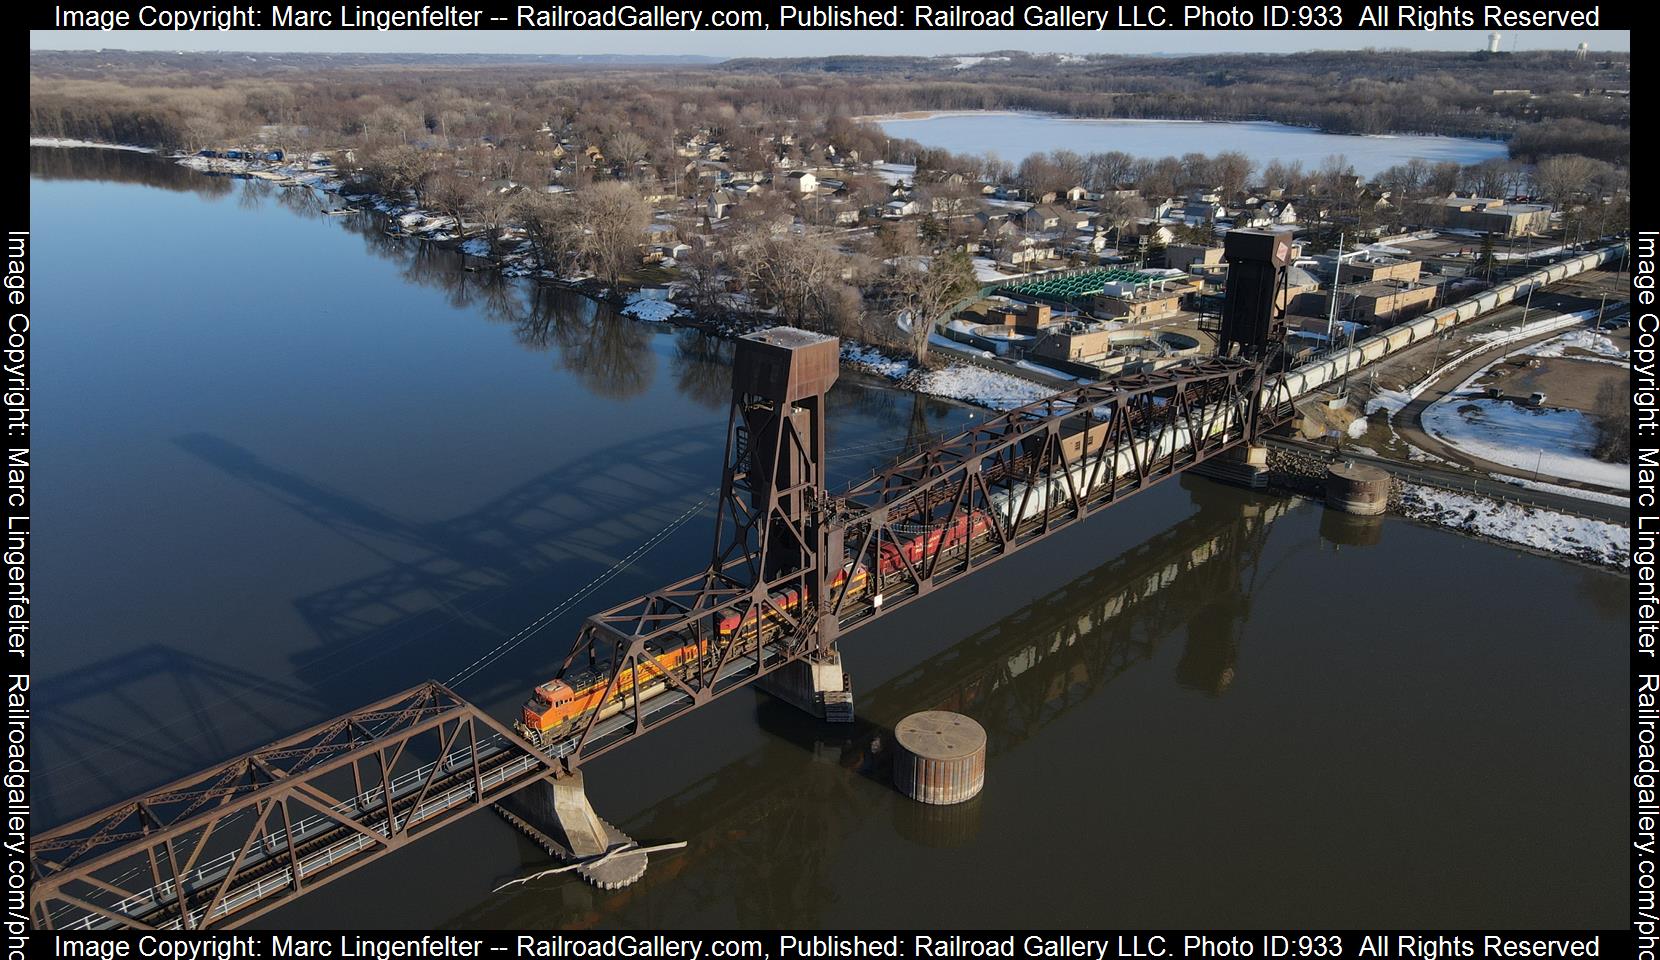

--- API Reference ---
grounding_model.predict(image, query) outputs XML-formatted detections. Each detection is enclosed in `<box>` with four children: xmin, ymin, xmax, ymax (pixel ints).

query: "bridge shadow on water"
<box><xmin>454</xmin><ymin>480</ymin><xmax>1304</xmax><ymax>928</ymax></box>
<box><xmin>35</xmin><ymin>426</ymin><xmax>727</xmax><ymax>826</ymax></box>
<box><xmin>172</xmin><ymin>428</ymin><xmax>730</xmax><ymax>709</ymax></box>
<box><xmin>31</xmin><ymin>644</ymin><xmax>329</xmax><ymax>825</ymax></box>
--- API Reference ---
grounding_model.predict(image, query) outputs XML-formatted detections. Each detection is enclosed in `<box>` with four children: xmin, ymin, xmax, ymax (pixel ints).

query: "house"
<box><xmin>1021</xmin><ymin>204</ymin><xmax>1067</xmax><ymax>233</ymax></box>
<box><xmin>1163</xmin><ymin>244</ymin><xmax>1226</xmax><ymax>273</ymax></box>
<box><xmin>1073</xmin><ymin>232</ymin><xmax>1111</xmax><ymax>254</ymax></box>
<box><xmin>835</xmin><ymin>207</ymin><xmax>861</xmax><ymax>225</ymax></box>
<box><xmin>1066</xmin><ymin>186</ymin><xmax>1090</xmax><ymax>204</ymax></box>
<box><xmin>1009</xmin><ymin>235</ymin><xmax>1056</xmax><ymax>266</ymax></box>
<box><xmin>707</xmin><ymin>190</ymin><xmax>740</xmax><ymax>221</ymax></box>
<box><xmin>1263</xmin><ymin>201</ymin><xmax>1297</xmax><ymax>224</ymax></box>
<box><xmin>1127</xmin><ymin>220</ymin><xmax>1178</xmax><ymax>246</ymax></box>
<box><xmin>885</xmin><ymin>198</ymin><xmax>922</xmax><ymax>218</ymax></box>
<box><xmin>1180</xmin><ymin>201</ymin><xmax>1227</xmax><ymax>223</ymax></box>
<box><xmin>785</xmin><ymin>171</ymin><xmax>818</xmax><ymax>194</ymax></box>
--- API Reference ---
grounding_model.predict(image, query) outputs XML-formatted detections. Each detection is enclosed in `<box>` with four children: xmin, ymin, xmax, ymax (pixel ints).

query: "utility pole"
<box><xmin>1325</xmin><ymin>231</ymin><xmax>1345</xmax><ymax>346</ymax></box>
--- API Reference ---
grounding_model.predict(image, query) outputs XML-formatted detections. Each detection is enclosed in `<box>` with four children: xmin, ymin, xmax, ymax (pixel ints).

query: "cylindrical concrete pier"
<box><xmin>1325</xmin><ymin>462</ymin><xmax>1390</xmax><ymax>516</ymax></box>
<box><xmin>892</xmin><ymin>711</ymin><xmax>986</xmax><ymax>805</ymax></box>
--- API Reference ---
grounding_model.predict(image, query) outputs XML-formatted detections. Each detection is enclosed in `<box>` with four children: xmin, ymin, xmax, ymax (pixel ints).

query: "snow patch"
<box><xmin>1487</xmin><ymin>475</ymin><xmax>1630</xmax><ymax>508</ymax></box>
<box><xmin>1421</xmin><ymin>396</ymin><xmax>1628</xmax><ymax>491</ymax></box>
<box><xmin>972</xmin><ymin>257</ymin><xmax>1018</xmax><ymax>282</ymax></box>
<box><xmin>842</xmin><ymin>343</ymin><xmax>1055</xmax><ymax>410</ymax></box>
<box><xmin>873</xmin><ymin>163</ymin><xmax>916</xmax><ymax>186</ymax></box>
<box><xmin>30</xmin><ymin>137</ymin><xmax>156</xmax><ymax>153</ymax></box>
<box><xmin>1518</xmin><ymin>327</ymin><xmax>1627</xmax><ymax>361</ymax></box>
<box><xmin>1399</xmin><ymin>484</ymin><xmax>1627</xmax><ymax>567</ymax></box>
<box><xmin>620</xmin><ymin>291</ymin><xmax>681</xmax><ymax>323</ymax></box>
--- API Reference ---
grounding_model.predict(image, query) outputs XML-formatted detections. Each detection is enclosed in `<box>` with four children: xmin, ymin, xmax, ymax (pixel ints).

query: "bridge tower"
<box><xmin>1218</xmin><ymin>228</ymin><xmax>1293</xmax><ymax>364</ymax></box>
<box><xmin>1199</xmin><ymin>228</ymin><xmax>1296</xmax><ymax>486</ymax></box>
<box><xmin>720</xmin><ymin>328</ymin><xmax>852</xmax><ymax>720</ymax></box>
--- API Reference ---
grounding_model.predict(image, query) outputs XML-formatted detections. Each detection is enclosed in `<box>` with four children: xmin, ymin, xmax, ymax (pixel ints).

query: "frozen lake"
<box><xmin>876</xmin><ymin>112</ymin><xmax>1510</xmax><ymax>177</ymax></box>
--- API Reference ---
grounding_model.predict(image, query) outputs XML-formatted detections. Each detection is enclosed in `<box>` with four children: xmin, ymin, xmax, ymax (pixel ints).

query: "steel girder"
<box><xmin>29</xmin><ymin>682</ymin><xmax>560</xmax><ymax>930</ymax></box>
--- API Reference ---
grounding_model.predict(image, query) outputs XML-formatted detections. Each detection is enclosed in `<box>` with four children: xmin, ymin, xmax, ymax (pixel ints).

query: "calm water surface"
<box><xmin>32</xmin><ymin>148</ymin><xmax>1623</xmax><ymax>928</ymax></box>
<box><xmin>877</xmin><ymin>113</ymin><xmax>1510</xmax><ymax>177</ymax></box>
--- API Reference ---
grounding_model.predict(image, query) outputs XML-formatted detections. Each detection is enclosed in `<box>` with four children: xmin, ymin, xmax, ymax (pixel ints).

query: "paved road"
<box><xmin>1390</xmin><ymin>316</ymin><xmax>1628</xmax><ymax>497</ymax></box>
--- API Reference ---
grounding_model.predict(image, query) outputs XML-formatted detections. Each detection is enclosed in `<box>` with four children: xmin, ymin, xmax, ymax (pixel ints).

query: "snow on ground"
<box><xmin>459</xmin><ymin>237</ymin><xmax>492</xmax><ymax>257</ymax></box>
<box><xmin>1469</xmin><ymin>310</ymin><xmax>1595</xmax><ymax>347</ymax></box>
<box><xmin>1399</xmin><ymin>484</ymin><xmax>1628</xmax><ymax>567</ymax></box>
<box><xmin>929</xmin><ymin>332</ymin><xmax>991</xmax><ymax>357</ymax></box>
<box><xmin>873</xmin><ymin>163</ymin><xmax>916</xmax><ymax>185</ymax></box>
<box><xmin>31</xmin><ymin>137</ymin><xmax>155</xmax><ymax>153</ymax></box>
<box><xmin>1495</xmin><ymin>243</ymin><xmax>1568</xmax><ymax>262</ymax></box>
<box><xmin>620</xmin><ymin>291</ymin><xmax>681</xmax><ymax>323</ymax></box>
<box><xmin>972</xmin><ymin>257</ymin><xmax>1018</xmax><ymax>282</ymax></box>
<box><xmin>1422</xmin><ymin>395</ymin><xmax>1628</xmax><ymax>490</ymax></box>
<box><xmin>1365</xmin><ymin>386</ymin><xmax>1420</xmax><ymax>418</ymax></box>
<box><xmin>842</xmin><ymin>343</ymin><xmax>1054</xmax><ymax>410</ymax></box>
<box><xmin>1487</xmin><ymin>474</ymin><xmax>1630</xmax><ymax>508</ymax></box>
<box><xmin>1519</xmin><ymin>327</ymin><xmax>1627</xmax><ymax>361</ymax></box>
<box><xmin>948</xmin><ymin>56</ymin><xmax>1010</xmax><ymax>69</ymax></box>
<box><xmin>841</xmin><ymin>343</ymin><xmax>912</xmax><ymax>379</ymax></box>
<box><xmin>1015</xmin><ymin>359</ymin><xmax>1086</xmax><ymax>381</ymax></box>
<box><xmin>914</xmin><ymin>364</ymin><xmax>1052</xmax><ymax>410</ymax></box>
<box><xmin>1368</xmin><ymin>312</ymin><xmax>1613</xmax><ymax>418</ymax></box>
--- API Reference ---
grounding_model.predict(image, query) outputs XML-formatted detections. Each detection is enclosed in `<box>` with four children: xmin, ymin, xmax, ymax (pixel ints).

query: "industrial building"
<box><xmin>1420</xmin><ymin>196</ymin><xmax>1552</xmax><ymax>237</ymax></box>
<box><xmin>1335</xmin><ymin>278</ymin><xmax>1439</xmax><ymax>324</ymax></box>
<box><xmin>1337</xmin><ymin>254</ymin><xmax>1423</xmax><ymax>285</ymax></box>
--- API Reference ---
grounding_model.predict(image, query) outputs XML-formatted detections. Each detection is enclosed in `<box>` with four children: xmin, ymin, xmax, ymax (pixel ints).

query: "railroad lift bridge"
<box><xmin>21</xmin><ymin>231</ymin><xmax>1426</xmax><ymax>928</ymax></box>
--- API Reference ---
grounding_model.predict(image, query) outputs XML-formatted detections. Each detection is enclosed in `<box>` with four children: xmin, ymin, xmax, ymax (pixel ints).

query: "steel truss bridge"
<box><xmin>31</xmin><ymin>237</ymin><xmax>1620</xmax><ymax>929</ymax></box>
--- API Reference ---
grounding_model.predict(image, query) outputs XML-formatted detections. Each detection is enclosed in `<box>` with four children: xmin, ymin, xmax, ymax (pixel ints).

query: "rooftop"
<box><xmin>746</xmin><ymin>326</ymin><xmax>835</xmax><ymax>348</ymax></box>
<box><xmin>997</xmin><ymin>267</ymin><xmax>1188</xmax><ymax>304</ymax></box>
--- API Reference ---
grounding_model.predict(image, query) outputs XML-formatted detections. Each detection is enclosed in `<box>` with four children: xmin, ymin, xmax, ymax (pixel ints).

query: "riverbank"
<box><xmin>29</xmin><ymin>136</ymin><xmax>155</xmax><ymax>153</ymax></box>
<box><xmin>1266</xmin><ymin>444</ymin><xmax>1627</xmax><ymax>569</ymax></box>
<box><xmin>157</xmin><ymin>143</ymin><xmax>1071</xmax><ymax>412</ymax></box>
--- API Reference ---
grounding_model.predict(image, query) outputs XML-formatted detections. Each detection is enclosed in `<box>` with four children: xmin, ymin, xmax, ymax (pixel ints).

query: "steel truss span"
<box><xmin>538</xmin><ymin>353</ymin><xmax>1295</xmax><ymax>771</ymax></box>
<box><xmin>29</xmin><ymin>682</ymin><xmax>560</xmax><ymax>930</ymax></box>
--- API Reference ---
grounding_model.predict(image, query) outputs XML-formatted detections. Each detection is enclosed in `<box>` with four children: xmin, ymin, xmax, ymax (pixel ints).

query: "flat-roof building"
<box><xmin>1420</xmin><ymin>196</ymin><xmax>1551</xmax><ymax>237</ymax></box>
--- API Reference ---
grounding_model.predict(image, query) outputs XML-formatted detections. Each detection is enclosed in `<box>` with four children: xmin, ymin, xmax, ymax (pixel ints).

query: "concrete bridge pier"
<box><xmin>757</xmin><ymin>650</ymin><xmax>854</xmax><ymax>722</ymax></box>
<box><xmin>497</xmin><ymin>771</ymin><xmax>649</xmax><ymax>889</ymax></box>
<box><xmin>1192</xmin><ymin>442</ymin><xmax>1270</xmax><ymax>490</ymax></box>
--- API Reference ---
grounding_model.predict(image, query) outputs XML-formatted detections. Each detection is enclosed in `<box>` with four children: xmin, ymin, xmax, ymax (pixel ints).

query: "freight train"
<box><xmin>515</xmin><ymin>509</ymin><xmax>997</xmax><ymax>748</ymax></box>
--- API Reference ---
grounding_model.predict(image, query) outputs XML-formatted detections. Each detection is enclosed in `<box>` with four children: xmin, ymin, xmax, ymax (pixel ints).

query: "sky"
<box><xmin>28</xmin><ymin>29</ymin><xmax>1629</xmax><ymax>58</ymax></box>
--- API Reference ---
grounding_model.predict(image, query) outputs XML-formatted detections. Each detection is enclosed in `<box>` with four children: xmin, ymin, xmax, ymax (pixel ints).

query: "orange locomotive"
<box><xmin>516</xmin><ymin>509</ymin><xmax>996</xmax><ymax>747</ymax></box>
<box><xmin>515</xmin><ymin>634</ymin><xmax>708</xmax><ymax>745</ymax></box>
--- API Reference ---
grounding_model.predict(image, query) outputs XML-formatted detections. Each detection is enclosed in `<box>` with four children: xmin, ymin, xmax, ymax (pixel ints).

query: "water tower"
<box><xmin>1487</xmin><ymin>32</ymin><xmax>1502</xmax><ymax>53</ymax></box>
<box><xmin>1577</xmin><ymin>42</ymin><xmax>1590</xmax><ymax>60</ymax></box>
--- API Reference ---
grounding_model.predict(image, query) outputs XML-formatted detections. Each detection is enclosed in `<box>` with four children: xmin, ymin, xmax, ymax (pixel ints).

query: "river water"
<box><xmin>875</xmin><ymin>113</ymin><xmax>1510</xmax><ymax>177</ymax></box>
<box><xmin>32</xmin><ymin>147</ymin><xmax>1625</xmax><ymax>928</ymax></box>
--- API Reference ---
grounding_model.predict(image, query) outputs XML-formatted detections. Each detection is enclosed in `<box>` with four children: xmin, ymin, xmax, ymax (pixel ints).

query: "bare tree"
<box><xmin>1213</xmin><ymin>151</ymin><xmax>1254</xmax><ymax>199</ymax></box>
<box><xmin>890</xmin><ymin>249</ymin><xmax>978</xmax><ymax>363</ymax></box>
<box><xmin>574</xmin><ymin>180</ymin><xmax>651</xmax><ymax>287</ymax></box>
<box><xmin>1532</xmin><ymin>154</ymin><xmax>1601</xmax><ymax>210</ymax></box>
<box><xmin>677</xmin><ymin>241</ymin><xmax>732</xmax><ymax>318</ymax></box>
